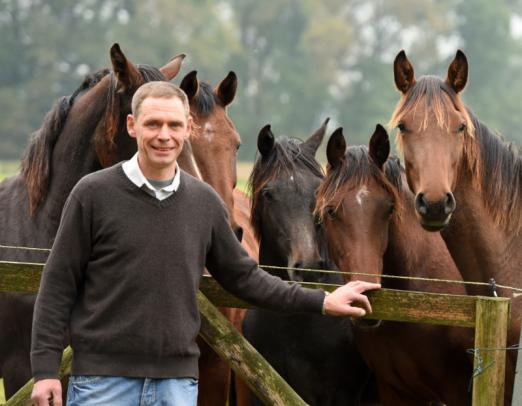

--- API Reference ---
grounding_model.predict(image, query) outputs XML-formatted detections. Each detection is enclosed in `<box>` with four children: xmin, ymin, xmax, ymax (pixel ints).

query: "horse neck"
<box><xmin>443</xmin><ymin>157</ymin><xmax>522</xmax><ymax>295</ymax></box>
<box><xmin>177</xmin><ymin>140</ymin><xmax>203</xmax><ymax>180</ymax></box>
<box><xmin>35</xmin><ymin>80</ymin><xmax>111</xmax><ymax>226</ymax></box>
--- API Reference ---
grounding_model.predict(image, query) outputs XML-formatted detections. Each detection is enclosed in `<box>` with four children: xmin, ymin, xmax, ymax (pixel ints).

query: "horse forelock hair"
<box><xmin>22</xmin><ymin>68</ymin><xmax>111</xmax><ymax>215</ymax></box>
<box><xmin>315</xmin><ymin>146</ymin><xmax>402</xmax><ymax>223</ymax></box>
<box><xmin>389</xmin><ymin>77</ymin><xmax>477</xmax><ymax>166</ymax></box>
<box><xmin>249</xmin><ymin>137</ymin><xmax>324</xmax><ymax>240</ymax></box>
<box><xmin>192</xmin><ymin>82</ymin><xmax>217</xmax><ymax>118</ymax></box>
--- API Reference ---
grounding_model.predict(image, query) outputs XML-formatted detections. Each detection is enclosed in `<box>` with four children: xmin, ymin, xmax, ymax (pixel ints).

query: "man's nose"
<box><xmin>158</xmin><ymin>125</ymin><xmax>171</xmax><ymax>139</ymax></box>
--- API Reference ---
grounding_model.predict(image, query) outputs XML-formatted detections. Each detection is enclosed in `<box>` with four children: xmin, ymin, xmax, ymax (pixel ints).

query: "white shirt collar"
<box><xmin>122</xmin><ymin>153</ymin><xmax>180</xmax><ymax>193</ymax></box>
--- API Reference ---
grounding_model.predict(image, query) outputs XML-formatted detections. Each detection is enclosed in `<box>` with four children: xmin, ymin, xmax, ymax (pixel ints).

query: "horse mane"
<box><xmin>471</xmin><ymin>113</ymin><xmax>522</xmax><ymax>231</ymax></box>
<box><xmin>21</xmin><ymin>64</ymin><xmax>164</xmax><ymax>215</ymax></box>
<box><xmin>315</xmin><ymin>146</ymin><xmax>403</xmax><ymax>222</ymax></box>
<box><xmin>249</xmin><ymin>137</ymin><xmax>324</xmax><ymax>240</ymax></box>
<box><xmin>21</xmin><ymin>68</ymin><xmax>110</xmax><ymax>214</ymax></box>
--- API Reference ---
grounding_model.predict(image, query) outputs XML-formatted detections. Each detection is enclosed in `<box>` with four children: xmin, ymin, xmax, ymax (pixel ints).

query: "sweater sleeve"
<box><xmin>205</xmin><ymin>199</ymin><xmax>325</xmax><ymax>314</ymax></box>
<box><xmin>31</xmin><ymin>187</ymin><xmax>92</xmax><ymax>381</ymax></box>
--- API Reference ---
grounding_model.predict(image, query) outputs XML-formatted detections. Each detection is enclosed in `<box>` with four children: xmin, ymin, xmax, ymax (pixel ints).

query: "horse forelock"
<box><xmin>22</xmin><ymin>68</ymin><xmax>111</xmax><ymax>214</ymax></box>
<box><xmin>389</xmin><ymin>76</ymin><xmax>475</xmax><ymax>152</ymax></box>
<box><xmin>315</xmin><ymin>146</ymin><xmax>402</xmax><ymax>223</ymax></box>
<box><xmin>192</xmin><ymin>82</ymin><xmax>217</xmax><ymax>117</ymax></box>
<box><xmin>249</xmin><ymin>137</ymin><xmax>324</xmax><ymax>240</ymax></box>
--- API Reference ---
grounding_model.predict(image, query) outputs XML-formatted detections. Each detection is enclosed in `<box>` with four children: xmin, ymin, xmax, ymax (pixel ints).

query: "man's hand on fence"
<box><xmin>31</xmin><ymin>378</ymin><xmax>62</xmax><ymax>406</ymax></box>
<box><xmin>323</xmin><ymin>280</ymin><xmax>381</xmax><ymax>317</ymax></box>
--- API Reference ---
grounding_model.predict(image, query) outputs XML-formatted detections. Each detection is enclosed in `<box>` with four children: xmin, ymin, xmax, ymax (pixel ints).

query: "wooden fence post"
<box><xmin>512</xmin><ymin>325</ymin><xmax>522</xmax><ymax>406</ymax></box>
<box><xmin>471</xmin><ymin>297</ymin><xmax>510</xmax><ymax>406</ymax></box>
<box><xmin>197</xmin><ymin>291</ymin><xmax>308</xmax><ymax>406</ymax></box>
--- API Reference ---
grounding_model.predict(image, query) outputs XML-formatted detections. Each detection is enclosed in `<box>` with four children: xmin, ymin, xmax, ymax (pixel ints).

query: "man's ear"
<box><xmin>127</xmin><ymin>114</ymin><xmax>137</xmax><ymax>138</ymax></box>
<box><xmin>185</xmin><ymin>116</ymin><xmax>193</xmax><ymax>139</ymax></box>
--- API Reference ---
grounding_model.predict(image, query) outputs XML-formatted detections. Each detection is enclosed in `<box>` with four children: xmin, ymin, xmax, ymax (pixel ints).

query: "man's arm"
<box><xmin>31</xmin><ymin>189</ymin><xmax>92</xmax><ymax>397</ymax></box>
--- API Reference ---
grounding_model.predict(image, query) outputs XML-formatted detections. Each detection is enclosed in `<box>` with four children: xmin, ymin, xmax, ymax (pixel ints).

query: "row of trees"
<box><xmin>1</xmin><ymin>0</ymin><xmax>521</xmax><ymax>161</ymax></box>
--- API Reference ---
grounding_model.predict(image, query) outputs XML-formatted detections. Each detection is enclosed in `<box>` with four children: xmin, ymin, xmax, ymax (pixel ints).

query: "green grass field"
<box><xmin>0</xmin><ymin>160</ymin><xmax>19</xmax><ymax>181</ymax></box>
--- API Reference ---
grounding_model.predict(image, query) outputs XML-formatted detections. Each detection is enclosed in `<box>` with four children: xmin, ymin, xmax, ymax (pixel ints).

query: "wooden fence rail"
<box><xmin>0</xmin><ymin>261</ymin><xmax>512</xmax><ymax>406</ymax></box>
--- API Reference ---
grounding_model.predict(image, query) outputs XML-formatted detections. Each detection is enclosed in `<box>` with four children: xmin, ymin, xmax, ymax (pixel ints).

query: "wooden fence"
<box><xmin>0</xmin><ymin>260</ymin><xmax>512</xmax><ymax>406</ymax></box>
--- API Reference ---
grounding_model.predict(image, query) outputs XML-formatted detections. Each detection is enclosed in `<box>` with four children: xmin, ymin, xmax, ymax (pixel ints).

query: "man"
<box><xmin>30</xmin><ymin>82</ymin><xmax>380</xmax><ymax>406</ymax></box>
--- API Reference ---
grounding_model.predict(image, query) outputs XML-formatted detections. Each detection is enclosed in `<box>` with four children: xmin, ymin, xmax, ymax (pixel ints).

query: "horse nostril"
<box><xmin>415</xmin><ymin>193</ymin><xmax>428</xmax><ymax>215</ymax></box>
<box><xmin>444</xmin><ymin>193</ymin><xmax>456</xmax><ymax>214</ymax></box>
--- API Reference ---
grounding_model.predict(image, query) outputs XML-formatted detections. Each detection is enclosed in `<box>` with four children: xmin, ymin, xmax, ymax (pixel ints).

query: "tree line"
<box><xmin>0</xmin><ymin>0</ymin><xmax>521</xmax><ymax>161</ymax></box>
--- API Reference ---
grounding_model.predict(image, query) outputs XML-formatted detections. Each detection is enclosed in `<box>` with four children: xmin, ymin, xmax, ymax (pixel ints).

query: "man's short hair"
<box><xmin>131</xmin><ymin>82</ymin><xmax>190</xmax><ymax>118</ymax></box>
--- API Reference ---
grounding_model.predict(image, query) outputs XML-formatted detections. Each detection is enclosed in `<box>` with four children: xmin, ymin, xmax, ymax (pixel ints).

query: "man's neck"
<box><xmin>137</xmin><ymin>157</ymin><xmax>178</xmax><ymax>181</ymax></box>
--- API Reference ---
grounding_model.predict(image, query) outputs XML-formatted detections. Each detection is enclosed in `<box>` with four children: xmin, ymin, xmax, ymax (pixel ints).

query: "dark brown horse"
<box><xmin>315</xmin><ymin>125</ymin><xmax>473</xmax><ymax>405</ymax></box>
<box><xmin>178</xmin><ymin>70</ymin><xmax>256</xmax><ymax>406</ymax></box>
<box><xmin>0</xmin><ymin>44</ymin><xmax>185</xmax><ymax>398</ymax></box>
<box><xmin>391</xmin><ymin>50</ymin><xmax>521</xmax><ymax>404</ymax></box>
<box><xmin>242</xmin><ymin>122</ymin><xmax>370</xmax><ymax>406</ymax></box>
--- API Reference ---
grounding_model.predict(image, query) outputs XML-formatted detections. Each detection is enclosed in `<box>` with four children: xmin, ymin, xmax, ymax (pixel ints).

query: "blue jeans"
<box><xmin>66</xmin><ymin>376</ymin><xmax>198</xmax><ymax>406</ymax></box>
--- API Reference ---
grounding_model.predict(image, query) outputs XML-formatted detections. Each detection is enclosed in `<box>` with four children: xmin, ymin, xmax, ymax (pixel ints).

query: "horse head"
<box><xmin>179</xmin><ymin>71</ymin><xmax>243</xmax><ymax>240</ymax></box>
<box><xmin>391</xmin><ymin>50</ymin><xmax>476</xmax><ymax>231</ymax></box>
<box><xmin>316</xmin><ymin>125</ymin><xmax>401</xmax><ymax>286</ymax></box>
<box><xmin>250</xmin><ymin>119</ymin><xmax>330</xmax><ymax>283</ymax></box>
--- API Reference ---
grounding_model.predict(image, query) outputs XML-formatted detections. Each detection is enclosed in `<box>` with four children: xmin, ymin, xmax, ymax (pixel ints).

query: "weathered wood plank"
<box><xmin>197</xmin><ymin>292</ymin><xmax>307</xmax><ymax>406</ymax></box>
<box><xmin>6</xmin><ymin>347</ymin><xmax>72</xmax><ymax>406</ymax></box>
<box><xmin>0</xmin><ymin>261</ymin><xmax>42</xmax><ymax>294</ymax></box>
<box><xmin>0</xmin><ymin>261</ymin><xmax>478</xmax><ymax>327</ymax></box>
<box><xmin>471</xmin><ymin>297</ymin><xmax>510</xmax><ymax>406</ymax></box>
<box><xmin>200</xmin><ymin>276</ymin><xmax>478</xmax><ymax>327</ymax></box>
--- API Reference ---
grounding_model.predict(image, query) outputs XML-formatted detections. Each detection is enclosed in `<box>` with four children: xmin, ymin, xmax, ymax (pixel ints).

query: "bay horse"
<box><xmin>0</xmin><ymin>44</ymin><xmax>185</xmax><ymax>398</ymax></box>
<box><xmin>178</xmin><ymin>70</ymin><xmax>257</xmax><ymax>406</ymax></box>
<box><xmin>242</xmin><ymin>121</ymin><xmax>370</xmax><ymax>405</ymax></box>
<box><xmin>315</xmin><ymin>125</ymin><xmax>473</xmax><ymax>405</ymax></box>
<box><xmin>391</xmin><ymin>50</ymin><xmax>521</xmax><ymax>403</ymax></box>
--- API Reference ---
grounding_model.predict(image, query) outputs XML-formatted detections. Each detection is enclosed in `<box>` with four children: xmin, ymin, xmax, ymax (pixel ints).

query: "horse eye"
<box><xmin>261</xmin><ymin>189</ymin><xmax>273</xmax><ymax>201</ymax></box>
<box><xmin>236</xmin><ymin>143</ymin><xmax>241</xmax><ymax>151</ymax></box>
<box><xmin>458</xmin><ymin>123</ymin><xmax>466</xmax><ymax>133</ymax></box>
<box><xmin>325</xmin><ymin>206</ymin><xmax>337</xmax><ymax>220</ymax></box>
<box><xmin>397</xmin><ymin>123</ymin><xmax>406</xmax><ymax>132</ymax></box>
<box><xmin>388</xmin><ymin>203</ymin><xmax>395</xmax><ymax>216</ymax></box>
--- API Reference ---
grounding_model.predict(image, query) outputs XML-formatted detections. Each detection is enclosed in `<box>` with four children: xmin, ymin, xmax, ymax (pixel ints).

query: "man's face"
<box><xmin>127</xmin><ymin>96</ymin><xmax>192</xmax><ymax>178</ymax></box>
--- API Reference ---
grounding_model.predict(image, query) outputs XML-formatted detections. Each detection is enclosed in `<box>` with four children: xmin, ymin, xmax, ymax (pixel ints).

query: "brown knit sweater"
<box><xmin>31</xmin><ymin>164</ymin><xmax>324</xmax><ymax>380</ymax></box>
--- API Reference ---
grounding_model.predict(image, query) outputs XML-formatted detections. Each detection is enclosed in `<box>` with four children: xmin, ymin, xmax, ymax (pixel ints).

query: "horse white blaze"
<box><xmin>356</xmin><ymin>186</ymin><xmax>369</xmax><ymax>206</ymax></box>
<box><xmin>203</xmin><ymin>122</ymin><xmax>214</xmax><ymax>142</ymax></box>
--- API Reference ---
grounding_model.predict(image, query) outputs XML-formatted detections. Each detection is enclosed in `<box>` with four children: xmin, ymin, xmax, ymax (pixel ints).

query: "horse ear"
<box><xmin>258</xmin><ymin>124</ymin><xmax>275</xmax><ymax>157</ymax></box>
<box><xmin>326</xmin><ymin>127</ymin><xmax>346</xmax><ymax>169</ymax></box>
<box><xmin>160</xmin><ymin>53</ymin><xmax>186</xmax><ymax>81</ymax></box>
<box><xmin>445</xmin><ymin>50</ymin><xmax>468</xmax><ymax>94</ymax></box>
<box><xmin>369</xmin><ymin>124</ymin><xmax>390</xmax><ymax>170</ymax></box>
<box><xmin>110</xmin><ymin>43</ymin><xmax>141</xmax><ymax>91</ymax></box>
<box><xmin>393</xmin><ymin>50</ymin><xmax>416</xmax><ymax>94</ymax></box>
<box><xmin>179</xmin><ymin>71</ymin><xmax>199</xmax><ymax>102</ymax></box>
<box><xmin>215</xmin><ymin>71</ymin><xmax>237</xmax><ymax>107</ymax></box>
<box><xmin>303</xmin><ymin>117</ymin><xmax>329</xmax><ymax>157</ymax></box>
